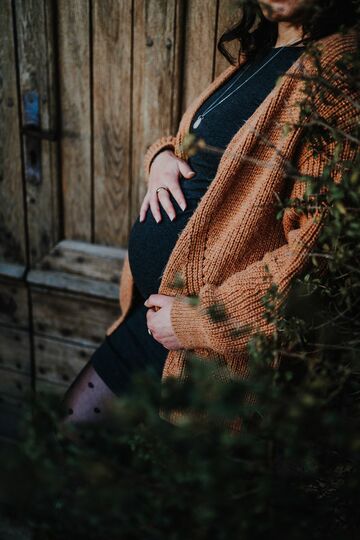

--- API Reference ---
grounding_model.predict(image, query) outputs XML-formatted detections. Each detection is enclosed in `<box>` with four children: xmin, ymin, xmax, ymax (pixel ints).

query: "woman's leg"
<box><xmin>59</xmin><ymin>290</ymin><xmax>167</xmax><ymax>428</ymax></box>
<box><xmin>60</xmin><ymin>359</ymin><xmax>119</xmax><ymax>425</ymax></box>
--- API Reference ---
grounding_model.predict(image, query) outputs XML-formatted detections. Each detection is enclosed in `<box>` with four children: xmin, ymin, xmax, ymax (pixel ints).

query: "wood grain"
<box><xmin>58</xmin><ymin>0</ymin><xmax>91</xmax><ymax>240</ymax></box>
<box><xmin>0</xmin><ymin>368</ymin><xmax>32</xmax><ymax>400</ymax></box>
<box><xmin>27</xmin><ymin>238</ymin><xmax>126</xmax><ymax>298</ymax></box>
<box><xmin>0</xmin><ymin>277</ymin><xmax>30</xmax><ymax>329</ymax></box>
<box><xmin>181</xmin><ymin>0</ymin><xmax>218</xmax><ymax>111</ymax></box>
<box><xmin>0</xmin><ymin>0</ymin><xmax>26</xmax><ymax>265</ymax></box>
<box><xmin>31</xmin><ymin>287</ymin><xmax>119</xmax><ymax>346</ymax></box>
<box><xmin>131</xmin><ymin>0</ymin><xmax>183</xmax><ymax>222</ymax></box>
<box><xmin>0</xmin><ymin>398</ymin><xmax>27</xmax><ymax>440</ymax></box>
<box><xmin>34</xmin><ymin>334</ymin><xmax>95</xmax><ymax>386</ymax></box>
<box><xmin>36</xmin><ymin>239</ymin><xmax>126</xmax><ymax>282</ymax></box>
<box><xmin>93</xmin><ymin>0</ymin><xmax>132</xmax><ymax>246</ymax></box>
<box><xmin>0</xmin><ymin>326</ymin><xmax>31</xmax><ymax>374</ymax></box>
<box><xmin>15</xmin><ymin>0</ymin><xmax>59</xmax><ymax>264</ymax></box>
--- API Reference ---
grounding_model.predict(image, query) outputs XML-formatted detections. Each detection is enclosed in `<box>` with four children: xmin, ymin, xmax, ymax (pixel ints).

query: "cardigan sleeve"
<box><xmin>169</xmin><ymin>134</ymin><xmax>358</xmax><ymax>357</ymax></box>
<box><xmin>143</xmin><ymin>134</ymin><xmax>177</xmax><ymax>181</ymax></box>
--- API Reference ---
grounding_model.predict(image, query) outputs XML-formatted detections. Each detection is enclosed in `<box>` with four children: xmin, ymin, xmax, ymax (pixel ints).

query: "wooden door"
<box><xmin>0</xmin><ymin>0</ymin><xmax>241</xmax><ymax>438</ymax></box>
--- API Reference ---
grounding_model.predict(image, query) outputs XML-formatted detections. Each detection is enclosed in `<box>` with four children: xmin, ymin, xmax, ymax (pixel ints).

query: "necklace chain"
<box><xmin>192</xmin><ymin>36</ymin><xmax>304</xmax><ymax>130</ymax></box>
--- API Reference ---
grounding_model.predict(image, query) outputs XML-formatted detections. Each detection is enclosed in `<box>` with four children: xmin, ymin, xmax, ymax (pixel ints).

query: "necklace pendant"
<box><xmin>193</xmin><ymin>115</ymin><xmax>202</xmax><ymax>129</ymax></box>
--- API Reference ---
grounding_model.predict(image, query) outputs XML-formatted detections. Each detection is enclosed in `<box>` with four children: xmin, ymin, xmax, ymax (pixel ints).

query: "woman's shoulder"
<box><xmin>300</xmin><ymin>26</ymin><xmax>358</xmax><ymax>71</ymax></box>
<box><xmin>299</xmin><ymin>27</ymin><xmax>358</xmax><ymax>125</ymax></box>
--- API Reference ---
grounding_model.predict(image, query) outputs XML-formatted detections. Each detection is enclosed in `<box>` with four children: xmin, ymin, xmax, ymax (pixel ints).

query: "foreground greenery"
<box><xmin>1</xmin><ymin>14</ymin><xmax>359</xmax><ymax>540</ymax></box>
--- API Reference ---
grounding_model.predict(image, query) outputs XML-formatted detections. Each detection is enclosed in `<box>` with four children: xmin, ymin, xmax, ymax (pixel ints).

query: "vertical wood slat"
<box><xmin>181</xmin><ymin>0</ymin><xmax>218</xmax><ymax>111</ymax></box>
<box><xmin>43</xmin><ymin>0</ymin><xmax>60</xmax><ymax>248</ymax></box>
<box><xmin>131</xmin><ymin>0</ymin><xmax>183</xmax><ymax>221</ymax></box>
<box><xmin>92</xmin><ymin>0</ymin><xmax>132</xmax><ymax>246</ymax></box>
<box><xmin>14</xmin><ymin>0</ymin><xmax>59</xmax><ymax>265</ymax></box>
<box><xmin>0</xmin><ymin>0</ymin><xmax>26</xmax><ymax>265</ymax></box>
<box><xmin>58</xmin><ymin>0</ymin><xmax>91</xmax><ymax>241</ymax></box>
<box><xmin>0</xmin><ymin>276</ymin><xmax>29</xmax><ymax>329</ymax></box>
<box><xmin>171</xmin><ymin>0</ymin><xmax>186</xmax><ymax>139</ymax></box>
<box><xmin>215</xmin><ymin>0</ymin><xmax>243</xmax><ymax>76</ymax></box>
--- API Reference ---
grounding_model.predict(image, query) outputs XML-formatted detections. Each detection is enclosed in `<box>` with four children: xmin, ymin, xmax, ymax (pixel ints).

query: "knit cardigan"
<box><xmin>106</xmin><ymin>29</ymin><xmax>359</xmax><ymax>432</ymax></box>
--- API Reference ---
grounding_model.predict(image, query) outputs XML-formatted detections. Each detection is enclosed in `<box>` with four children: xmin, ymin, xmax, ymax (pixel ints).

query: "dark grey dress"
<box><xmin>90</xmin><ymin>46</ymin><xmax>305</xmax><ymax>395</ymax></box>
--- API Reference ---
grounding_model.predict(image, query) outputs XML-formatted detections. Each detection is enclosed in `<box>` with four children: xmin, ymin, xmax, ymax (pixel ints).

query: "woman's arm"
<box><xmin>168</xmin><ymin>135</ymin><xmax>358</xmax><ymax>357</ymax></box>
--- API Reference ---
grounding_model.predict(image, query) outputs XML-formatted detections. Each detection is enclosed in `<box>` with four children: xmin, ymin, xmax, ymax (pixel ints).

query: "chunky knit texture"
<box><xmin>106</xmin><ymin>29</ymin><xmax>359</xmax><ymax>432</ymax></box>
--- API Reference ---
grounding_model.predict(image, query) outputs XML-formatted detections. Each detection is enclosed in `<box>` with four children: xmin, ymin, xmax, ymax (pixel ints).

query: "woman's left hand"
<box><xmin>144</xmin><ymin>294</ymin><xmax>183</xmax><ymax>350</ymax></box>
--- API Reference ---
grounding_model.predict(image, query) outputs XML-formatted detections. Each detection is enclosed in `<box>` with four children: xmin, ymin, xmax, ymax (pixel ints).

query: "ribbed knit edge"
<box><xmin>170</xmin><ymin>294</ymin><xmax>210</xmax><ymax>350</ymax></box>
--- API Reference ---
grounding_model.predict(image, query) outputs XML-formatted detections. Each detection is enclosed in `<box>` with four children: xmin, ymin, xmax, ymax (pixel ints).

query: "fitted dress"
<box><xmin>90</xmin><ymin>45</ymin><xmax>305</xmax><ymax>395</ymax></box>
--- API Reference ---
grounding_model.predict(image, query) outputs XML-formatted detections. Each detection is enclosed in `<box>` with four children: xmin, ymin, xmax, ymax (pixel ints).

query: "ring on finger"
<box><xmin>156</xmin><ymin>186</ymin><xmax>170</xmax><ymax>195</ymax></box>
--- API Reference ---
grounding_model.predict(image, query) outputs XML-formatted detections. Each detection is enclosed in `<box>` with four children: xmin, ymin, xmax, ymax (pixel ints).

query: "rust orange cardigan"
<box><xmin>106</xmin><ymin>29</ymin><xmax>358</xmax><ymax>432</ymax></box>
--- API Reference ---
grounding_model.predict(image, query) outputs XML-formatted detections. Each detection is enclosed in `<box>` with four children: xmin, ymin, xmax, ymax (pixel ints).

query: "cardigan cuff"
<box><xmin>170</xmin><ymin>294</ymin><xmax>211</xmax><ymax>350</ymax></box>
<box><xmin>143</xmin><ymin>135</ymin><xmax>177</xmax><ymax>180</ymax></box>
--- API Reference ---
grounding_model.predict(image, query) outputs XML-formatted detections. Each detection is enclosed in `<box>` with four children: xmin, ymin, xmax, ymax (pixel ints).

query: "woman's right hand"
<box><xmin>139</xmin><ymin>149</ymin><xmax>196</xmax><ymax>223</ymax></box>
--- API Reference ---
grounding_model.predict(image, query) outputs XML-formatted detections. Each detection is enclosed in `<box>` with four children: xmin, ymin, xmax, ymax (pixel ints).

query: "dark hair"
<box><xmin>218</xmin><ymin>0</ymin><xmax>360</xmax><ymax>65</ymax></box>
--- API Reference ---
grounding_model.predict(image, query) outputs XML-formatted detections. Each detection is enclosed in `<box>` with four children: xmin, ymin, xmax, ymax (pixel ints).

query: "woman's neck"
<box><xmin>275</xmin><ymin>21</ymin><xmax>304</xmax><ymax>47</ymax></box>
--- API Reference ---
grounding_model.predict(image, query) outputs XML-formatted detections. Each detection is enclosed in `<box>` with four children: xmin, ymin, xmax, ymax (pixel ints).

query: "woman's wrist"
<box><xmin>144</xmin><ymin>135</ymin><xmax>177</xmax><ymax>178</ymax></box>
<box><xmin>149</xmin><ymin>149</ymin><xmax>176</xmax><ymax>174</ymax></box>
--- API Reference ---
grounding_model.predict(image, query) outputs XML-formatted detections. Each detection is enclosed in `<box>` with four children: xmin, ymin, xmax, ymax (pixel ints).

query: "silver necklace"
<box><xmin>192</xmin><ymin>37</ymin><xmax>304</xmax><ymax>130</ymax></box>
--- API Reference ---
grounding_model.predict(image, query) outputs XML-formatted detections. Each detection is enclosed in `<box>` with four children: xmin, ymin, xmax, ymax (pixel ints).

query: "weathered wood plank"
<box><xmin>36</xmin><ymin>378</ymin><xmax>68</xmax><ymax>398</ymax></box>
<box><xmin>0</xmin><ymin>262</ymin><xmax>26</xmax><ymax>281</ymax></box>
<box><xmin>0</xmin><ymin>369</ymin><xmax>32</xmax><ymax>400</ymax></box>
<box><xmin>34</xmin><ymin>334</ymin><xmax>94</xmax><ymax>386</ymax></box>
<box><xmin>37</xmin><ymin>239</ymin><xmax>126</xmax><ymax>283</ymax></box>
<box><xmin>27</xmin><ymin>239</ymin><xmax>126</xmax><ymax>299</ymax></box>
<box><xmin>0</xmin><ymin>399</ymin><xmax>27</xmax><ymax>441</ymax></box>
<box><xmin>0</xmin><ymin>0</ymin><xmax>27</xmax><ymax>265</ymax></box>
<box><xmin>93</xmin><ymin>0</ymin><xmax>132</xmax><ymax>246</ymax></box>
<box><xmin>0</xmin><ymin>326</ymin><xmax>31</xmax><ymax>375</ymax></box>
<box><xmin>58</xmin><ymin>0</ymin><xmax>91</xmax><ymax>240</ymax></box>
<box><xmin>0</xmin><ymin>393</ymin><xmax>25</xmax><ymax>411</ymax></box>
<box><xmin>0</xmin><ymin>279</ymin><xmax>31</xmax><ymax>434</ymax></box>
<box><xmin>131</xmin><ymin>0</ymin><xmax>183</xmax><ymax>221</ymax></box>
<box><xmin>48</xmin><ymin>239</ymin><xmax>127</xmax><ymax>260</ymax></box>
<box><xmin>0</xmin><ymin>277</ymin><xmax>29</xmax><ymax>329</ymax></box>
<box><xmin>31</xmin><ymin>287</ymin><xmax>119</xmax><ymax>346</ymax></box>
<box><xmin>215</xmin><ymin>0</ymin><xmax>242</xmax><ymax>76</ymax></box>
<box><xmin>171</xmin><ymin>0</ymin><xmax>186</xmax><ymax>141</ymax></box>
<box><xmin>27</xmin><ymin>270</ymin><xmax>119</xmax><ymax>300</ymax></box>
<box><xmin>15</xmin><ymin>0</ymin><xmax>59</xmax><ymax>264</ymax></box>
<box><xmin>181</xmin><ymin>0</ymin><xmax>218</xmax><ymax>110</ymax></box>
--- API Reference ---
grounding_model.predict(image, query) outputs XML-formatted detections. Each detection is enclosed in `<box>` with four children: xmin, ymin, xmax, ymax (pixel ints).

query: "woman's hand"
<box><xmin>140</xmin><ymin>150</ymin><xmax>196</xmax><ymax>223</ymax></box>
<box><xmin>144</xmin><ymin>294</ymin><xmax>184</xmax><ymax>350</ymax></box>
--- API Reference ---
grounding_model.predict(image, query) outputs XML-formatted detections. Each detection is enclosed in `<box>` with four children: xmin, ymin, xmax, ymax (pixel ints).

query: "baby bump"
<box><xmin>128</xmin><ymin>190</ymin><xmax>200</xmax><ymax>301</ymax></box>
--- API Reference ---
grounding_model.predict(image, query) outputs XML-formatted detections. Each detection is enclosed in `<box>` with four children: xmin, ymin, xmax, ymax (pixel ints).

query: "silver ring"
<box><xmin>147</xmin><ymin>327</ymin><xmax>152</xmax><ymax>336</ymax></box>
<box><xmin>156</xmin><ymin>186</ymin><xmax>170</xmax><ymax>195</ymax></box>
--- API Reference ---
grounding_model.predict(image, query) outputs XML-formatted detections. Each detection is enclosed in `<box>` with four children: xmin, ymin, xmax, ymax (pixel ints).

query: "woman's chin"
<box><xmin>259</xmin><ymin>0</ymin><xmax>306</xmax><ymax>22</ymax></box>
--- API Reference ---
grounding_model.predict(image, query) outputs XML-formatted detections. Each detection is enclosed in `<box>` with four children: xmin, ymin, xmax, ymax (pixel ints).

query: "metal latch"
<box><xmin>22</xmin><ymin>90</ymin><xmax>58</xmax><ymax>186</ymax></box>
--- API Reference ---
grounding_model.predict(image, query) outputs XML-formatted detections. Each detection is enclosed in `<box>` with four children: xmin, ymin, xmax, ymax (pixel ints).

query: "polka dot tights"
<box><xmin>60</xmin><ymin>360</ymin><xmax>119</xmax><ymax>425</ymax></box>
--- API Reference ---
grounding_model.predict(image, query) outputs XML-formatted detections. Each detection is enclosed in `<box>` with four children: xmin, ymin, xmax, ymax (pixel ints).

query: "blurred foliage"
<box><xmin>1</xmin><ymin>11</ymin><xmax>360</xmax><ymax>540</ymax></box>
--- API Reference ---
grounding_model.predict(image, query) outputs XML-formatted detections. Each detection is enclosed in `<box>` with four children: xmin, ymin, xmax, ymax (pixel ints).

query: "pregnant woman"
<box><xmin>61</xmin><ymin>0</ymin><xmax>358</xmax><ymax>431</ymax></box>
